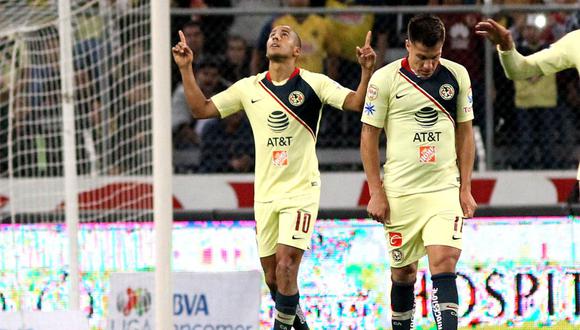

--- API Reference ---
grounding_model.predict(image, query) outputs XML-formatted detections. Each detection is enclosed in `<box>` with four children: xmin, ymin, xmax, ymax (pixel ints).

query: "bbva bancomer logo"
<box><xmin>117</xmin><ymin>287</ymin><xmax>152</xmax><ymax>317</ymax></box>
<box><xmin>116</xmin><ymin>287</ymin><xmax>210</xmax><ymax>318</ymax></box>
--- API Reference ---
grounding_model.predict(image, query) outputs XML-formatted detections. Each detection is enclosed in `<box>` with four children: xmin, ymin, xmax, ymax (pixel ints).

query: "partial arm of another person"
<box><xmin>360</xmin><ymin>123</ymin><xmax>390</xmax><ymax>223</ymax></box>
<box><xmin>172</xmin><ymin>30</ymin><xmax>220</xmax><ymax>119</ymax></box>
<box><xmin>475</xmin><ymin>19</ymin><xmax>575</xmax><ymax>80</ymax></box>
<box><xmin>342</xmin><ymin>31</ymin><xmax>377</xmax><ymax>112</ymax></box>
<box><xmin>455</xmin><ymin>120</ymin><xmax>477</xmax><ymax>218</ymax></box>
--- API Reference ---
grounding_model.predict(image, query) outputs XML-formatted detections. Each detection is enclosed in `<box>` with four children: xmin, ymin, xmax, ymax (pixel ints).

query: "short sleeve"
<box><xmin>360</xmin><ymin>71</ymin><xmax>388</xmax><ymax>128</ymax></box>
<box><xmin>317</xmin><ymin>74</ymin><xmax>352</xmax><ymax>110</ymax></box>
<box><xmin>211</xmin><ymin>80</ymin><xmax>244</xmax><ymax>118</ymax></box>
<box><xmin>456</xmin><ymin>66</ymin><xmax>474</xmax><ymax>123</ymax></box>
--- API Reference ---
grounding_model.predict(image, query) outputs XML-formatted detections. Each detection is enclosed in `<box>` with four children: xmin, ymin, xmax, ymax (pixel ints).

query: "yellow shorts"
<box><xmin>254</xmin><ymin>189</ymin><xmax>320</xmax><ymax>258</ymax></box>
<box><xmin>385</xmin><ymin>187</ymin><xmax>464</xmax><ymax>268</ymax></box>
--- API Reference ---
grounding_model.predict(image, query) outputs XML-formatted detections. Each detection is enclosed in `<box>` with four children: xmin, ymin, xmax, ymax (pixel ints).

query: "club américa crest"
<box><xmin>288</xmin><ymin>91</ymin><xmax>305</xmax><ymax>106</ymax></box>
<box><xmin>439</xmin><ymin>84</ymin><xmax>455</xmax><ymax>100</ymax></box>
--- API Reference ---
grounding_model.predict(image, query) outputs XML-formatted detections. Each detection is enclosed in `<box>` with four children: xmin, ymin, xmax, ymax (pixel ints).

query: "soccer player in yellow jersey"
<box><xmin>173</xmin><ymin>26</ymin><xmax>376</xmax><ymax>329</ymax></box>
<box><xmin>476</xmin><ymin>19</ymin><xmax>580</xmax><ymax>195</ymax></box>
<box><xmin>361</xmin><ymin>15</ymin><xmax>477</xmax><ymax>330</ymax></box>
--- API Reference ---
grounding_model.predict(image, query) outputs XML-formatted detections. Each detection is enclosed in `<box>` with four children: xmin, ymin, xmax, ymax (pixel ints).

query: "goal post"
<box><xmin>151</xmin><ymin>0</ymin><xmax>173</xmax><ymax>329</ymax></box>
<box><xmin>58</xmin><ymin>0</ymin><xmax>80</xmax><ymax>311</ymax></box>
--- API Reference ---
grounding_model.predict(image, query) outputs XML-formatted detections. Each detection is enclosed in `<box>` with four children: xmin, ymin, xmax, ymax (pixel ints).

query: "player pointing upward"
<box><xmin>173</xmin><ymin>25</ymin><xmax>375</xmax><ymax>329</ymax></box>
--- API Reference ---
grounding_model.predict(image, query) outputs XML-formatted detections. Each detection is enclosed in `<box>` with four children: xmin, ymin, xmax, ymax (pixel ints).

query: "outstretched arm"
<box><xmin>172</xmin><ymin>30</ymin><xmax>220</xmax><ymax>119</ymax></box>
<box><xmin>343</xmin><ymin>31</ymin><xmax>376</xmax><ymax>112</ymax></box>
<box><xmin>475</xmin><ymin>18</ymin><xmax>543</xmax><ymax>80</ymax></box>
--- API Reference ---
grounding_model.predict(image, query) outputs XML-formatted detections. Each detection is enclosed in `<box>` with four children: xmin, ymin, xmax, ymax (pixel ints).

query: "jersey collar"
<box><xmin>266</xmin><ymin>67</ymin><xmax>300</xmax><ymax>82</ymax></box>
<box><xmin>401</xmin><ymin>57</ymin><xmax>441</xmax><ymax>79</ymax></box>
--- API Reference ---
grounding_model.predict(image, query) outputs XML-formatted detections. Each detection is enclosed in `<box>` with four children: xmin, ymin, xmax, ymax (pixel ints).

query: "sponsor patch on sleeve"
<box><xmin>467</xmin><ymin>87</ymin><xmax>473</xmax><ymax>107</ymax></box>
<box><xmin>367</xmin><ymin>84</ymin><xmax>378</xmax><ymax>101</ymax></box>
<box><xmin>364</xmin><ymin>103</ymin><xmax>376</xmax><ymax>116</ymax></box>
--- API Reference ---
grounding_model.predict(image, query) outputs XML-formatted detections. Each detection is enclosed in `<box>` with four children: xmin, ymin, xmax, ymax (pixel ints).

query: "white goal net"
<box><xmin>0</xmin><ymin>0</ymin><xmax>157</xmax><ymax>328</ymax></box>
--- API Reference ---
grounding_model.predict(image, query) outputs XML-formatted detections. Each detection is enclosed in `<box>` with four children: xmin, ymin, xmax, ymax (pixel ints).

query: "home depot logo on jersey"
<box><xmin>419</xmin><ymin>146</ymin><xmax>436</xmax><ymax>163</ymax></box>
<box><xmin>272</xmin><ymin>150</ymin><xmax>288</xmax><ymax>166</ymax></box>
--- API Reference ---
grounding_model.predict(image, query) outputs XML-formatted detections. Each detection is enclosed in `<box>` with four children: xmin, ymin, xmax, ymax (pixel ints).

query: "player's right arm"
<box><xmin>360</xmin><ymin>69</ymin><xmax>390</xmax><ymax>224</ymax></box>
<box><xmin>172</xmin><ymin>30</ymin><xmax>220</xmax><ymax>119</ymax></box>
<box><xmin>475</xmin><ymin>19</ymin><xmax>575</xmax><ymax>80</ymax></box>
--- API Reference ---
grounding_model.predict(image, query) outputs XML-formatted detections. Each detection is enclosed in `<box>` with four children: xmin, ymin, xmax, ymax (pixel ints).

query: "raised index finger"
<box><xmin>178</xmin><ymin>30</ymin><xmax>186</xmax><ymax>44</ymax></box>
<box><xmin>364</xmin><ymin>30</ymin><xmax>372</xmax><ymax>47</ymax></box>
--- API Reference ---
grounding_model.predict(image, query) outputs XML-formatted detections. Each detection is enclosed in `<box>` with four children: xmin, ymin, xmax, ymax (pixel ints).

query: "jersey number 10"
<box><xmin>295</xmin><ymin>210</ymin><xmax>312</xmax><ymax>233</ymax></box>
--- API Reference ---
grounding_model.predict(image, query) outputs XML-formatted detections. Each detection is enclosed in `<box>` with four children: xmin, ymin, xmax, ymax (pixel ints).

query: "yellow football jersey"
<box><xmin>361</xmin><ymin>58</ymin><xmax>474</xmax><ymax>197</ymax></box>
<box><xmin>212</xmin><ymin>68</ymin><xmax>352</xmax><ymax>202</ymax></box>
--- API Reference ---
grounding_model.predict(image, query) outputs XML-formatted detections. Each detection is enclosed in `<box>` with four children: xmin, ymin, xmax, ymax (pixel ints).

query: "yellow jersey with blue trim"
<box><xmin>211</xmin><ymin>68</ymin><xmax>352</xmax><ymax>202</ymax></box>
<box><xmin>361</xmin><ymin>58</ymin><xmax>474</xmax><ymax>197</ymax></box>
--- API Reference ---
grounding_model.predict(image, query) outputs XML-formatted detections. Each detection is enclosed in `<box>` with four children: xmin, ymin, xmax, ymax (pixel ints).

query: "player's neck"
<box><xmin>267</xmin><ymin>61</ymin><xmax>297</xmax><ymax>82</ymax></box>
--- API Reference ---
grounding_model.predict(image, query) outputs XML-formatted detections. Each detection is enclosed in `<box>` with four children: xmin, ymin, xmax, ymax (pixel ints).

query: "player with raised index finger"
<box><xmin>173</xmin><ymin>25</ymin><xmax>376</xmax><ymax>329</ymax></box>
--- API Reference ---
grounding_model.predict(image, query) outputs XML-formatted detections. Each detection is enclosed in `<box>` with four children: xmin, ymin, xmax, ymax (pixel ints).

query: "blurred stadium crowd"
<box><xmin>171</xmin><ymin>0</ymin><xmax>579</xmax><ymax>173</ymax></box>
<box><xmin>0</xmin><ymin>0</ymin><xmax>578</xmax><ymax>176</ymax></box>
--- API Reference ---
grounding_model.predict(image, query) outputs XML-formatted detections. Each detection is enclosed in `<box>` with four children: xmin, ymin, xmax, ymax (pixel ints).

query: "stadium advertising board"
<box><xmin>0</xmin><ymin>311</ymin><xmax>88</xmax><ymax>330</ymax></box>
<box><xmin>107</xmin><ymin>271</ymin><xmax>261</xmax><ymax>330</ymax></box>
<box><xmin>0</xmin><ymin>217</ymin><xmax>578</xmax><ymax>329</ymax></box>
<box><xmin>0</xmin><ymin>171</ymin><xmax>576</xmax><ymax>213</ymax></box>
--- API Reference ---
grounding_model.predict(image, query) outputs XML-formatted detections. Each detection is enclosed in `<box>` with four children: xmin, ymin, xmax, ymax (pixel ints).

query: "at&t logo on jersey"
<box><xmin>272</xmin><ymin>150</ymin><xmax>288</xmax><ymax>166</ymax></box>
<box><xmin>419</xmin><ymin>146</ymin><xmax>436</xmax><ymax>163</ymax></box>
<box><xmin>439</xmin><ymin>84</ymin><xmax>455</xmax><ymax>100</ymax></box>
<box><xmin>288</xmin><ymin>91</ymin><xmax>305</xmax><ymax>106</ymax></box>
<box><xmin>268</xmin><ymin>111</ymin><xmax>289</xmax><ymax>132</ymax></box>
<box><xmin>414</xmin><ymin>107</ymin><xmax>438</xmax><ymax>128</ymax></box>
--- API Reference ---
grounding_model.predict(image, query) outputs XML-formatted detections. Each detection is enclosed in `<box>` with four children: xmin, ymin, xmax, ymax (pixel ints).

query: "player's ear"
<box><xmin>293</xmin><ymin>45</ymin><xmax>301</xmax><ymax>58</ymax></box>
<box><xmin>405</xmin><ymin>39</ymin><xmax>411</xmax><ymax>53</ymax></box>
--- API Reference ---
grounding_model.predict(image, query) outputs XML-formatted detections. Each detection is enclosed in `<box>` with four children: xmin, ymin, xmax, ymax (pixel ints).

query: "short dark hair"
<box><xmin>407</xmin><ymin>14</ymin><xmax>445</xmax><ymax>47</ymax></box>
<box><xmin>291</xmin><ymin>30</ymin><xmax>302</xmax><ymax>48</ymax></box>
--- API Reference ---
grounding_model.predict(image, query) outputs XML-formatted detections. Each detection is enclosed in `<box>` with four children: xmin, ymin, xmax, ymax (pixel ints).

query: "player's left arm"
<box><xmin>456</xmin><ymin>120</ymin><xmax>477</xmax><ymax>218</ymax></box>
<box><xmin>455</xmin><ymin>65</ymin><xmax>477</xmax><ymax>218</ymax></box>
<box><xmin>342</xmin><ymin>31</ymin><xmax>376</xmax><ymax>112</ymax></box>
